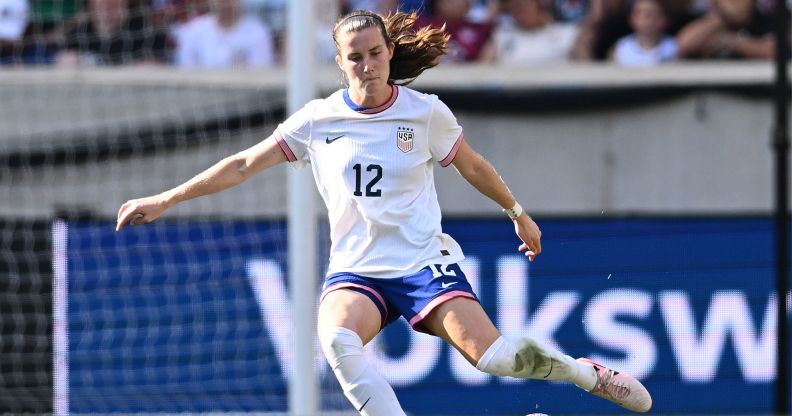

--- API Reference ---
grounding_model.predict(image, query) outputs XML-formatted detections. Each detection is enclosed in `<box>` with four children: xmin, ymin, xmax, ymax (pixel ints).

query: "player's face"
<box><xmin>335</xmin><ymin>26</ymin><xmax>395</xmax><ymax>104</ymax></box>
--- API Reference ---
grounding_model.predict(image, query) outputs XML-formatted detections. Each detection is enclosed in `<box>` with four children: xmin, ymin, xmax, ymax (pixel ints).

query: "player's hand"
<box><xmin>116</xmin><ymin>194</ymin><xmax>170</xmax><ymax>231</ymax></box>
<box><xmin>514</xmin><ymin>213</ymin><xmax>541</xmax><ymax>261</ymax></box>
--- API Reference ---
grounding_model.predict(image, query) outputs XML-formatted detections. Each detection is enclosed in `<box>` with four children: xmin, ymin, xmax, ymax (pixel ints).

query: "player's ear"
<box><xmin>335</xmin><ymin>53</ymin><xmax>342</xmax><ymax>69</ymax></box>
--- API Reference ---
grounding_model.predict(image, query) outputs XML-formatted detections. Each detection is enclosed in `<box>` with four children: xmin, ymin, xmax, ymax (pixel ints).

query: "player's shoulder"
<box><xmin>301</xmin><ymin>89</ymin><xmax>346</xmax><ymax>109</ymax></box>
<box><xmin>308</xmin><ymin>89</ymin><xmax>346</xmax><ymax>114</ymax></box>
<box><xmin>281</xmin><ymin>96</ymin><xmax>326</xmax><ymax>125</ymax></box>
<box><xmin>395</xmin><ymin>86</ymin><xmax>447</xmax><ymax>116</ymax></box>
<box><xmin>287</xmin><ymin>90</ymin><xmax>351</xmax><ymax>124</ymax></box>
<box><xmin>398</xmin><ymin>85</ymin><xmax>441</xmax><ymax>104</ymax></box>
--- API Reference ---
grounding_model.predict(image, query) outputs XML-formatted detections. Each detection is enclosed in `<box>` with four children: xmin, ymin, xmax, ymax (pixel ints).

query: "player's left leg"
<box><xmin>420</xmin><ymin>297</ymin><xmax>652</xmax><ymax>413</ymax></box>
<box><xmin>319</xmin><ymin>287</ymin><xmax>406</xmax><ymax>416</ymax></box>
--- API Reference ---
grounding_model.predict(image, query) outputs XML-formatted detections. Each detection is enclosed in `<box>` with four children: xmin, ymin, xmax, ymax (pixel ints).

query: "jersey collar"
<box><xmin>343</xmin><ymin>84</ymin><xmax>399</xmax><ymax>114</ymax></box>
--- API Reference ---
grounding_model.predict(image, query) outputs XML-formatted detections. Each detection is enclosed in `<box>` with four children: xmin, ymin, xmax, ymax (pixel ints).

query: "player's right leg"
<box><xmin>421</xmin><ymin>297</ymin><xmax>652</xmax><ymax>413</ymax></box>
<box><xmin>500</xmin><ymin>338</ymin><xmax>652</xmax><ymax>413</ymax></box>
<box><xmin>318</xmin><ymin>288</ymin><xmax>406</xmax><ymax>416</ymax></box>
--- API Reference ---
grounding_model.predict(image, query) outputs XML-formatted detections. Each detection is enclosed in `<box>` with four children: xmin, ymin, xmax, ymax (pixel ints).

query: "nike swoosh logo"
<box><xmin>325</xmin><ymin>134</ymin><xmax>345</xmax><ymax>144</ymax></box>
<box><xmin>441</xmin><ymin>281</ymin><xmax>457</xmax><ymax>289</ymax></box>
<box><xmin>358</xmin><ymin>396</ymin><xmax>371</xmax><ymax>411</ymax></box>
<box><xmin>543</xmin><ymin>358</ymin><xmax>554</xmax><ymax>378</ymax></box>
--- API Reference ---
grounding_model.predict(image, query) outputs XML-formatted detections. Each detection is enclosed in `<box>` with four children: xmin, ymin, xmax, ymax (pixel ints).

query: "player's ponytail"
<box><xmin>383</xmin><ymin>12</ymin><xmax>448</xmax><ymax>85</ymax></box>
<box><xmin>332</xmin><ymin>10</ymin><xmax>449</xmax><ymax>85</ymax></box>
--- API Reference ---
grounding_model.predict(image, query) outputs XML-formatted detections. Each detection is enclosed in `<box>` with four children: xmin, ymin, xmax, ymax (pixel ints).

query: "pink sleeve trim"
<box><xmin>274</xmin><ymin>131</ymin><xmax>298</xmax><ymax>162</ymax></box>
<box><xmin>439</xmin><ymin>134</ymin><xmax>464</xmax><ymax>167</ymax></box>
<box><xmin>408</xmin><ymin>290</ymin><xmax>476</xmax><ymax>328</ymax></box>
<box><xmin>320</xmin><ymin>283</ymin><xmax>389</xmax><ymax>322</ymax></box>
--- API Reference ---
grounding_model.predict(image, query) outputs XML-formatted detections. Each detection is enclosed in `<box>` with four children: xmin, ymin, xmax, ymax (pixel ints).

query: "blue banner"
<box><xmin>61</xmin><ymin>217</ymin><xmax>787</xmax><ymax>414</ymax></box>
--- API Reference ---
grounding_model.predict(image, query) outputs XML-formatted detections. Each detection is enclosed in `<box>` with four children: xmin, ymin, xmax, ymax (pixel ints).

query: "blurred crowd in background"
<box><xmin>0</xmin><ymin>0</ymin><xmax>780</xmax><ymax>68</ymax></box>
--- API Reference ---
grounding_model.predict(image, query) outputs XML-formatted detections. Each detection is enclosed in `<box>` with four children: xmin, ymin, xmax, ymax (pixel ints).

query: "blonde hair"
<box><xmin>333</xmin><ymin>10</ymin><xmax>450</xmax><ymax>85</ymax></box>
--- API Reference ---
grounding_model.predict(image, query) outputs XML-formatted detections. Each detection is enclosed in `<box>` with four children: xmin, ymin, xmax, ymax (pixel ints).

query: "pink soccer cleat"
<box><xmin>577</xmin><ymin>358</ymin><xmax>652</xmax><ymax>413</ymax></box>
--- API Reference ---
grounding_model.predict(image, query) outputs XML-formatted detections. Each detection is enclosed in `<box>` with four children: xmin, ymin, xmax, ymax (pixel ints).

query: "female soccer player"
<box><xmin>116</xmin><ymin>9</ymin><xmax>652</xmax><ymax>415</ymax></box>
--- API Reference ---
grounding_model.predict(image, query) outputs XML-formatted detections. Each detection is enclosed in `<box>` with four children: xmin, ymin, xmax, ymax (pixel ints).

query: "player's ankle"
<box><xmin>571</xmin><ymin>361</ymin><xmax>597</xmax><ymax>391</ymax></box>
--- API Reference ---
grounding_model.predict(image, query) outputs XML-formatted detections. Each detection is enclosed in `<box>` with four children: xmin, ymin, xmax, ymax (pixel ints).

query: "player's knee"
<box><xmin>319</xmin><ymin>326</ymin><xmax>365</xmax><ymax>369</ymax></box>
<box><xmin>475</xmin><ymin>336</ymin><xmax>531</xmax><ymax>377</ymax></box>
<box><xmin>319</xmin><ymin>326</ymin><xmax>376</xmax><ymax>408</ymax></box>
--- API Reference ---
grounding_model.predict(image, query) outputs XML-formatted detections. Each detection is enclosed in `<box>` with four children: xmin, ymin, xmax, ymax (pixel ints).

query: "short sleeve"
<box><xmin>274</xmin><ymin>101</ymin><xmax>316</xmax><ymax>169</ymax></box>
<box><xmin>428</xmin><ymin>97</ymin><xmax>464</xmax><ymax>167</ymax></box>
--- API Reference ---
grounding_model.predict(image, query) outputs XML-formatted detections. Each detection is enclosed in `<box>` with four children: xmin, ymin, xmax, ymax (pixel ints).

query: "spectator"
<box><xmin>561</xmin><ymin>0</ymin><xmax>621</xmax><ymax>60</ymax></box>
<box><xmin>417</xmin><ymin>0</ymin><xmax>493</xmax><ymax>62</ymax></box>
<box><xmin>611</xmin><ymin>0</ymin><xmax>677</xmax><ymax>66</ymax></box>
<box><xmin>0</xmin><ymin>0</ymin><xmax>29</xmax><ymax>64</ymax></box>
<box><xmin>175</xmin><ymin>0</ymin><xmax>275</xmax><ymax>68</ymax></box>
<box><xmin>7</xmin><ymin>0</ymin><xmax>84</xmax><ymax>65</ymax></box>
<box><xmin>480</xmin><ymin>0</ymin><xmax>580</xmax><ymax>64</ymax></box>
<box><xmin>240</xmin><ymin>0</ymin><xmax>285</xmax><ymax>58</ymax></box>
<box><xmin>56</xmin><ymin>0</ymin><xmax>169</xmax><ymax>66</ymax></box>
<box><xmin>29</xmin><ymin>0</ymin><xmax>81</xmax><ymax>31</ymax></box>
<box><xmin>315</xmin><ymin>0</ymin><xmax>340</xmax><ymax>64</ymax></box>
<box><xmin>676</xmin><ymin>0</ymin><xmax>774</xmax><ymax>59</ymax></box>
<box><xmin>156</xmin><ymin>0</ymin><xmax>210</xmax><ymax>35</ymax></box>
<box><xmin>576</xmin><ymin>0</ymin><xmax>697</xmax><ymax>60</ymax></box>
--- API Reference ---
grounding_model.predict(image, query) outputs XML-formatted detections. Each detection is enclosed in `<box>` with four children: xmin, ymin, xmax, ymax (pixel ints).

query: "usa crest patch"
<box><xmin>396</xmin><ymin>127</ymin><xmax>414</xmax><ymax>153</ymax></box>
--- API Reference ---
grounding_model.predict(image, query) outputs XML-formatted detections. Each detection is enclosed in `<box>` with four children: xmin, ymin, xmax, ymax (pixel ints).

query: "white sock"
<box><xmin>320</xmin><ymin>326</ymin><xmax>406</xmax><ymax>416</ymax></box>
<box><xmin>475</xmin><ymin>336</ymin><xmax>597</xmax><ymax>391</ymax></box>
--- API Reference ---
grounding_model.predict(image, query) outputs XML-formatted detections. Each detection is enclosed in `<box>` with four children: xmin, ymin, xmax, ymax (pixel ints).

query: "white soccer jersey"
<box><xmin>274</xmin><ymin>85</ymin><xmax>465</xmax><ymax>279</ymax></box>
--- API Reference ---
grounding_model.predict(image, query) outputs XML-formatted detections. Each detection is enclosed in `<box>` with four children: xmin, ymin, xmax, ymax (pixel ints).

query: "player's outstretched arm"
<box><xmin>450</xmin><ymin>137</ymin><xmax>542</xmax><ymax>260</ymax></box>
<box><xmin>116</xmin><ymin>135</ymin><xmax>287</xmax><ymax>231</ymax></box>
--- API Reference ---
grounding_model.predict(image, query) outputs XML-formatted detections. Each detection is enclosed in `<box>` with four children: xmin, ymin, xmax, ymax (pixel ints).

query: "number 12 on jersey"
<box><xmin>353</xmin><ymin>163</ymin><xmax>382</xmax><ymax>197</ymax></box>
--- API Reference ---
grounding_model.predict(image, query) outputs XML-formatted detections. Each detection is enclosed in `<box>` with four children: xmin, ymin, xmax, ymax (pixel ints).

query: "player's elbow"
<box><xmin>463</xmin><ymin>156</ymin><xmax>492</xmax><ymax>182</ymax></box>
<box><xmin>229</xmin><ymin>155</ymin><xmax>254</xmax><ymax>182</ymax></box>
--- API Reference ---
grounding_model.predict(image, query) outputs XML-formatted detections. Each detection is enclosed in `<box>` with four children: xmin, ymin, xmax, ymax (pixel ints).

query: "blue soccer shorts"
<box><xmin>320</xmin><ymin>263</ymin><xmax>480</xmax><ymax>334</ymax></box>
